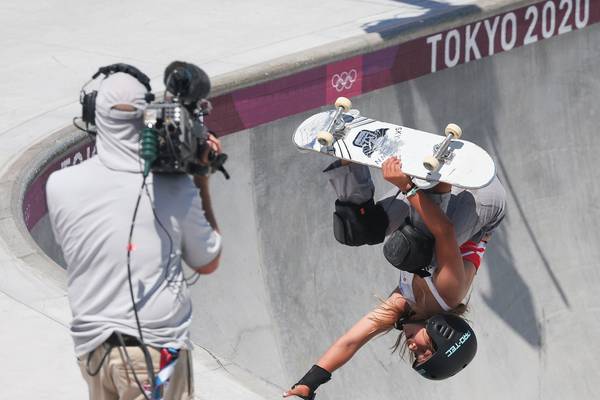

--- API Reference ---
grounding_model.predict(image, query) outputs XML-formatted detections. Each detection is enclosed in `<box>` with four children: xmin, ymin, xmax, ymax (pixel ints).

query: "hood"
<box><xmin>95</xmin><ymin>72</ymin><xmax>149</xmax><ymax>173</ymax></box>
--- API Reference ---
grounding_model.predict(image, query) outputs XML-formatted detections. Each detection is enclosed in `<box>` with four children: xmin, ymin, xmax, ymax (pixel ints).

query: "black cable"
<box><xmin>136</xmin><ymin>137</ymin><xmax>201</xmax><ymax>288</ymax></box>
<box><xmin>127</xmin><ymin>179</ymin><xmax>148</xmax><ymax>343</ymax></box>
<box><xmin>141</xmin><ymin>180</ymin><xmax>201</xmax><ymax>286</ymax></box>
<box><xmin>142</xmin><ymin>184</ymin><xmax>181</xmax><ymax>285</ymax></box>
<box><xmin>184</xmin><ymin>270</ymin><xmax>201</xmax><ymax>286</ymax></box>
<box><xmin>72</xmin><ymin>117</ymin><xmax>88</xmax><ymax>133</ymax></box>
<box><xmin>137</xmin><ymin>138</ymin><xmax>210</xmax><ymax>287</ymax></box>
<box><xmin>137</xmin><ymin>137</ymin><xmax>176</xmax><ymax>284</ymax></box>
<box><xmin>126</xmin><ymin>177</ymin><xmax>157</xmax><ymax>400</ymax></box>
<box><xmin>72</xmin><ymin>117</ymin><xmax>96</xmax><ymax>136</ymax></box>
<box><xmin>383</xmin><ymin>188</ymin><xmax>403</xmax><ymax>215</ymax></box>
<box><xmin>334</xmin><ymin>138</ymin><xmax>343</xmax><ymax>158</ymax></box>
<box><xmin>85</xmin><ymin>345</ymin><xmax>113</xmax><ymax>376</ymax></box>
<box><xmin>341</xmin><ymin>138</ymin><xmax>352</xmax><ymax>160</ymax></box>
<box><xmin>116</xmin><ymin>333</ymin><xmax>155</xmax><ymax>400</ymax></box>
<box><xmin>121</xmin><ymin>92</ymin><xmax>211</xmax><ymax>399</ymax></box>
<box><xmin>165</xmin><ymin>127</ymin><xmax>179</xmax><ymax>164</ymax></box>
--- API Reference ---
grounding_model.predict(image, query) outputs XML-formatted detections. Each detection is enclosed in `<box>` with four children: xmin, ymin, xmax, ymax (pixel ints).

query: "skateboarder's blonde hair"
<box><xmin>368</xmin><ymin>292</ymin><xmax>469</xmax><ymax>360</ymax></box>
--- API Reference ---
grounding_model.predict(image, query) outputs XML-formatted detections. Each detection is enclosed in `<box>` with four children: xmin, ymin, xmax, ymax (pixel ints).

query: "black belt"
<box><xmin>105</xmin><ymin>332</ymin><xmax>141</xmax><ymax>347</ymax></box>
<box><xmin>87</xmin><ymin>332</ymin><xmax>143</xmax><ymax>376</ymax></box>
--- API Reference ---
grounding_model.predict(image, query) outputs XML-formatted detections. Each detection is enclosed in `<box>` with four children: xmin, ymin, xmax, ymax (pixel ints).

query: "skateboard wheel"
<box><xmin>423</xmin><ymin>156</ymin><xmax>440</xmax><ymax>171</ymax></box>
<box><xmin>334</xmin><ymin>97</ymin><xmax>352</xmax><ymax>112</ymax></box>
<box><xmin>445</xmin><ymin>123</ymin><xmax>462</xmax><ymax>139</ymax></box>
<box><xmin>317</xmin><ymin>131</ymin><xmax>334</xmax><ymax>146</ymax></box>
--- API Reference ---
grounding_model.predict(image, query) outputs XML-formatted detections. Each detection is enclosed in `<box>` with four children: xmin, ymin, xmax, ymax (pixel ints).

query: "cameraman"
<box><xmin>46</xmin><ymin>66</ymin><xmax>221</xmax><ymax>399</ymax></box>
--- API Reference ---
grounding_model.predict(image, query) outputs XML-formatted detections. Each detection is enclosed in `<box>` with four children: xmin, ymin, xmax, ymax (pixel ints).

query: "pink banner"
<box><xmin>205</xmin><ymin>0</ymin><xmax>599</xmax><ymax>135</ymax></box>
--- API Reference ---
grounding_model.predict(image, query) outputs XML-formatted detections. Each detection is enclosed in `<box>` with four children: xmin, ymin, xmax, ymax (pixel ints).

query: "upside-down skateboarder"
<box><xmin>285</xmin><ymin>156</ymin><xmax>506</xmax><ymax>399</ymax></box>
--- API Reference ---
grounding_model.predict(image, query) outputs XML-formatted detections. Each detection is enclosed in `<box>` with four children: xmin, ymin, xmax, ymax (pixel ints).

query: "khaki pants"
<box><xmin>78</xmin><ymin>344</ymin><xmax>194</xmax><ymax>400</ymax></box>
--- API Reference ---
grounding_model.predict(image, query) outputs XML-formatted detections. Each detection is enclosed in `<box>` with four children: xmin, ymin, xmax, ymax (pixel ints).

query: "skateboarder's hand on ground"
<box><xmin>382</xmin><ymin>156</ymin><xmax>413</xmax><ymax>192</ymax></box>
<box><xmin>283</xmin><ymin>384</ymin><xmax>311</xmax><ymax>399</ymax></box>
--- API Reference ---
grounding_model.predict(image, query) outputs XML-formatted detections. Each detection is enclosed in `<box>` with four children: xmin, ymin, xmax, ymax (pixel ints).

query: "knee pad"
<box><xmin>383</xmin><ymin>221</ymin><xmax>434</xmax><ymax>273</ymax></box>
<box><xmin>333</xmin><ymin>199</ymin><xmax>388</xmax><ymax>246</ymax></box>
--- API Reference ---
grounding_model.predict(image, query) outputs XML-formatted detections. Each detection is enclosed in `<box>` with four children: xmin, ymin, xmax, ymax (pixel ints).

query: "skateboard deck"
<box><xmin>292</xmin><ymin>98</ymin><xmax>495</xmax><ymax>189</ymax></box>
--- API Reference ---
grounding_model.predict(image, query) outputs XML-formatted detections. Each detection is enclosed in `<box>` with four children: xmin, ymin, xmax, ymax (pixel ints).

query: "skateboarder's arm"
<box><xmin>316</xmin><ymin>296</ymin><xmax>402</xmax><ymax>371</ymax></box>
<box><xmin>407</xmin><ymin>192</ymin><xmax>467</xmax><ymax>305</ymax></box>
<box><xmin>285</xmin><ymin>292</ymin><xmax>406</xmax><ymax>398</ymax></box>
<box><xmin>382</xmin><ymin>157</ymin><xmax>468</xmax><ymax>306</ymax></box>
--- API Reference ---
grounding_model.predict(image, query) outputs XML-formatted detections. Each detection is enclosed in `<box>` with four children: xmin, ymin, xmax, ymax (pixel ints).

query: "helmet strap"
<box><xmin>393</xmin><ymin>304</ymin><xmax>421</xmax><ymax>330</ymax></box>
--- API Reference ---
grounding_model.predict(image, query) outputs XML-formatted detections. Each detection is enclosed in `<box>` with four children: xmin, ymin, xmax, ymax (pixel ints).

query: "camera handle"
<box><xmin>209</xmin><ymin>152</ymin><xmax>230</xmax><ymax>179</ymax></box>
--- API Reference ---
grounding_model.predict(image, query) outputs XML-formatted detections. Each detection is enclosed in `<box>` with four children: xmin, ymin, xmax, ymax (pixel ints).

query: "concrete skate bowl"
<box><xmin>12</xmin><ymin>1</ymin><xmax>600</xmax><ymax>399</ymax></box>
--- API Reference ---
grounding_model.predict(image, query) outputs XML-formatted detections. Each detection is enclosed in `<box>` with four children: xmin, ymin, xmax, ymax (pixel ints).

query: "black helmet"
<box><xmin>412</xmin><ymin>314</ymin><xmax>477</xmax><ymax>380</ymax></box>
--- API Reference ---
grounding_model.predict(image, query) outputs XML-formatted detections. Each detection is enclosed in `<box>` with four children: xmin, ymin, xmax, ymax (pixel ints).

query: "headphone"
<box><xmin>76</xmin><ymin>63</ymin><xmax>155</xmax><ymax>133</ymax></box>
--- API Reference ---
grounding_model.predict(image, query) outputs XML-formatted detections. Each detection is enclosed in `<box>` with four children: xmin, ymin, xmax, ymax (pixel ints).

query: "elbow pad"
<box><xmin>333</xmin><ymin>199</ymin><xmax>388</xmax><ymax>246</ymax></box>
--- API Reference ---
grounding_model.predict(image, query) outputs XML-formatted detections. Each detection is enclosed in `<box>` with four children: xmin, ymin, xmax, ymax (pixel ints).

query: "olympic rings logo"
<box><xmin>331</xmin><ymin>69</ymin><xmax>358</xmax><ymax>92</ymax></box>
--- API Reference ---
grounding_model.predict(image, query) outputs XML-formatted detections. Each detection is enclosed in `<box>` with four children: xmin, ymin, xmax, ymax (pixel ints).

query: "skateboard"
<box><xmin>292</xmin><ymin>97</ymin><xmax>495</xmax><ymax>189</ymax></box>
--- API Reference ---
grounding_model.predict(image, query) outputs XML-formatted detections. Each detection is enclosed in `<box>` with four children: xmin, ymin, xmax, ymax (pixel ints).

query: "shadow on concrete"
<box><xmin>487</xmin><ymin>141</ymin><xmax>571</xmax><ymax>309</ymax></box>
<box><xmin>381</xmin><ymin>48</ymin><xmax>558</xmax><ymax>347</ymax></box>
<box><xmin>362</xmin><ymin>1</ymin><xmax>480</xmax><ymax>38</ymax></box>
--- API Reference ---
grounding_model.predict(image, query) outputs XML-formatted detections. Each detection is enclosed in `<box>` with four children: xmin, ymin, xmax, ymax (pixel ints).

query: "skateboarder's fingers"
<box><xmin>383</xmin><ymin>156</ymin><xmax>395</xmax><ymax>165</ymax></box>
<box><xmin>382</xmin><ymin>158</ymin><xmax>393</xmax><ymax>176</ymax></box>
<box><xmin>382</xmin><ymin>158</ymin><xmax>388</xmax><ymax>172</ymax></box>
<box><xmin>383</xmin><ymin>157</ymin><xmax>397</xmax><ymax>171</ymax></box>
<box><xmin>388</xmin><ymin>158</ymin><xmax>401</xmax><ymax>174</ymax></box>
<box><xmin>283</xmin><ymin>385</ymin><xmax>310</xmax><ymax>398</ymax></box>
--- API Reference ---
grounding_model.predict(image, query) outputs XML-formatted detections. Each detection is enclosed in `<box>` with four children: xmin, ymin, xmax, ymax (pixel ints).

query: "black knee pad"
<box><xmin>383</xmin><ymin>221</ymin><xmax>434</xmax><ymax>273</ymax></box>
<box><xmin>333</xmin><ymin>199</ymin><xmax>388</xmax><ymax>246</ymax></box>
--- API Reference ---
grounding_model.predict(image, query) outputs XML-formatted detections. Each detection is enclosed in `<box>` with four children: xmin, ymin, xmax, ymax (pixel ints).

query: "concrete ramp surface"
<box><xmin>195</xmin><ymin>6</ymin><xmax>600</xmax><ymax>399</ymax></box>
<box><xmin>17</xmin><ymin>1</ymin><xmax>600</xmax><ymax>398</ymax></box>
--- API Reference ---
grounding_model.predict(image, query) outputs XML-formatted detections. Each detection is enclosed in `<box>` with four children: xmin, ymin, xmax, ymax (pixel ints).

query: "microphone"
<box><xmin>164</xmin><ymin>61</ymin><xmax>211</xmax><ymax>104</ymax></box>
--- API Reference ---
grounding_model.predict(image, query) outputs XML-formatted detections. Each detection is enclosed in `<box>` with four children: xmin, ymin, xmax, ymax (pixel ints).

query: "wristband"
<box><xmin>405</xmin><ymin>185</ymin><xmax>420</xmax><ymax>198</ymax></box>
<box><xmin>293</xmin><ymin>365</ymin><xmax>332</xmax><ymax>399</ymax></box>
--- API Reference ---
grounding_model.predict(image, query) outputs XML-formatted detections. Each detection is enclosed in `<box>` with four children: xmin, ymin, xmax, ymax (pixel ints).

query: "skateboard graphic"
<box><xmin>292</xmin><ymin>97</ymin><xmax>495</xmax><ymax>189</ymax></box>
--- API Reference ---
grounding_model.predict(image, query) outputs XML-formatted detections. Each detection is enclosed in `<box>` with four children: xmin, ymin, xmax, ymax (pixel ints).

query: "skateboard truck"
<box><xmin>423</xmin><ymin>123</ymin><xmax>462</xmax><ymax>171</ymax></box>
<box><xmin>317</xmin><ymin>97</ymin><xmax>352</xmax><ymax>147</ymax></box>
<box><xmin>320</xmin><ymin>145</ymin><xmax>336</xmax><ymax>155</ymax></box>
<box><xmin>412</xmin><ymin>177</ymin><xmax>439</xmax><ymax>190</ymax></box>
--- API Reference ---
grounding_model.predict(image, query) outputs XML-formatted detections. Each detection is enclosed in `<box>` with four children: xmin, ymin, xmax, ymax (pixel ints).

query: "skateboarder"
<box><xmin>284</xmin><ymin>156</ymin><xmax>506</xmax><ymax>399</ymax></box>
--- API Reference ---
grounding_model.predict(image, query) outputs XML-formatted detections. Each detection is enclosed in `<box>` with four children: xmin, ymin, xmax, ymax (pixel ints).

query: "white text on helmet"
<box><xmin>445</xmin><ymin>331</ymin><xmax>472</xmax><ymax>358</ymax></box>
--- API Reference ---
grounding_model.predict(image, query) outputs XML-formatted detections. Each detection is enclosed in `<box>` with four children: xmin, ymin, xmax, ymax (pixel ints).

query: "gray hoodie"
<box><xmin>47</xmin><ymin>72</ymin><xmax>221</xmax><ymax>356</ymax></box>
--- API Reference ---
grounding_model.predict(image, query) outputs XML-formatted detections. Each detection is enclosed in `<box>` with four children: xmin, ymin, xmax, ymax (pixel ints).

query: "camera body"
<box><xmin>141</xmin><ymin>98</ymin><xmax>210</xmax><ymax>176</ymax></box>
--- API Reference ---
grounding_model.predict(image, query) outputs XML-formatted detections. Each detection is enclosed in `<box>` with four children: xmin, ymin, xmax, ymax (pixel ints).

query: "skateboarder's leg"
<box><xmin>324</xmin><ymin>160</ymin><xmax>420</xmax><ymax>237</ymax></box>
<box><xmin>381</xmin><ymin>177</ymin><xmax>505</xmax><ymax>245</ymax></box>
<box><xmin>377</xmin><ymin>187</ymin><xmax>451</xmax><ymax>237</ymax></box>
<box><xmin>376</xmin><ymin>188</ymin><xmax>409</xmax><ymax>235</ymax></box>
<box><xmin>322</xmin><ymin>161</ymin><xmax>505</xmax><ymax>245</ymax></box>
<box><xmin>324</xmin><ymin>161</ymin><xmax>389</xmax><ymax>246</ymax></box>
<box><xmin>323</xmin><ymin>160</ymin><xmax>374</xmax><ymax>204</ymax></box>
<box><xmin>448</xmin><ymin>176</ymin><xmax>507</xmax><ymax>245</ymax></box>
